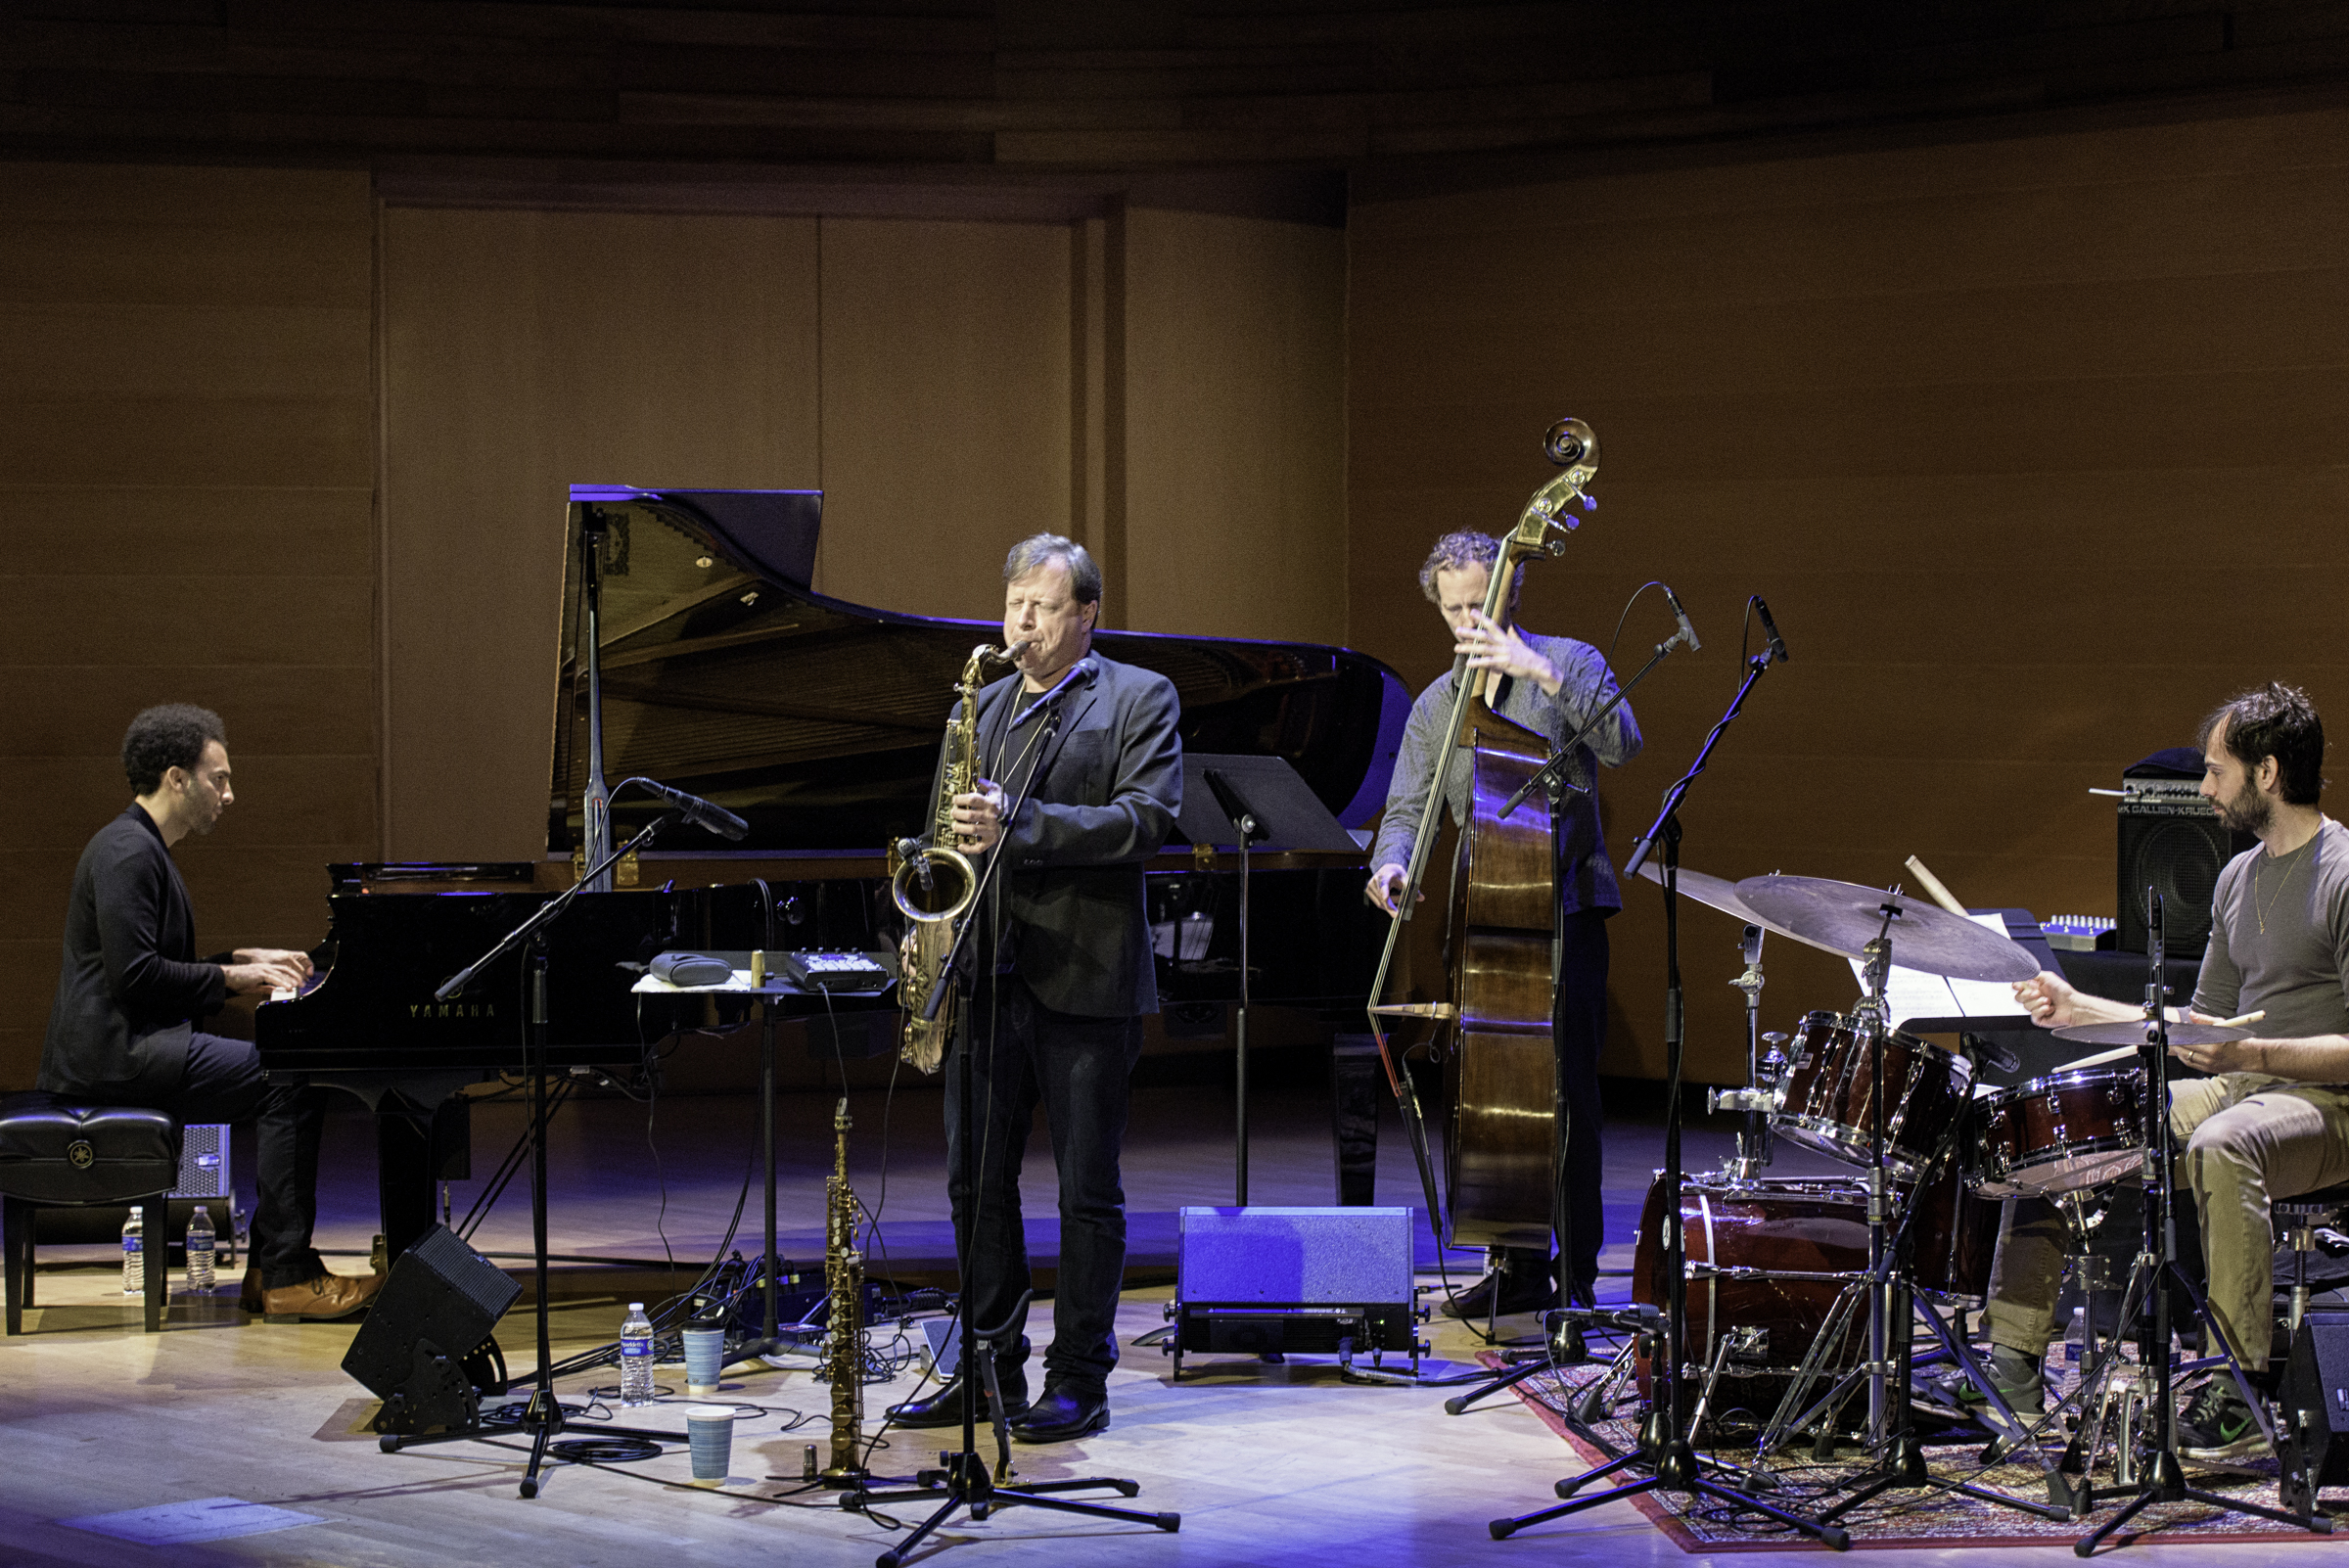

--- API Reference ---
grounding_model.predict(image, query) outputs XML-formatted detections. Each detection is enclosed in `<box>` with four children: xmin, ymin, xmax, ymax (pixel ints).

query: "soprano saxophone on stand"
<box><xmin>820</xmin><ymin>1096</ymin><xmax>868</xmax><ymax>1486</ymax></box>
<box><xmin>892</xmin><ymin>641</ymin><xmax>1025</xmax><ymax>1074</ymax></box>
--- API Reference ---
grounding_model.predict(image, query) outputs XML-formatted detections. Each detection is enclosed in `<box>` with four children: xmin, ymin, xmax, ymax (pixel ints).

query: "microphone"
<box><xmin>633</xmin><ymin>779</ymin><xmax>749</xmax><ymax>841</ymax></box>
<box><xmin>895</xmin><ymin>837</ymin><xmax>935</xmax><ymax>890</ymax></box>
<box><xmin>1008</xmin><ymin>657</ymin><xmax>1098</xmax><ymax>729</ymax></box>
<box><xmin>1662</xmin><ymin>584</ymin><xmax>1701</xmax><ymax>653</ymax></box>
<box><xmin>1753</xmin><ymin>596</ymin><xmax>1788</xmax><ymax>664</ymax></box>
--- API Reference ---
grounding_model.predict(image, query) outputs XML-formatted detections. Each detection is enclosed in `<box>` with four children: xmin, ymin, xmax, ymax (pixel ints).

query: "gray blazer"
<box><xmin>40</xmin><ymin>806</ymin><xmax>227</xmax><ymax>1102</ymax></box>
<box><xmin>944</xmin><ymin>653</ymin><xmax>1182</xmax><ymax>1018</ymax></box>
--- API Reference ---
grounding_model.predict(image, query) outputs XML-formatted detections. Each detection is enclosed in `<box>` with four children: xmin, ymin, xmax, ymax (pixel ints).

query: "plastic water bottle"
<box><xmin>620</xmin><ymin>1302</ymin><xmax>655</xmax><ymax>1406</ymax></box>
<box><xmin>2061</xmin><ymin>1304</ymin><xmax>2088</xmax><ymax>1402</ymax></box>
<box><xmin>121</xmin><ymin>1206</ymin><xmax>144</xmax><ymax>1296</ymax></box>
<box><xmin>184</xmin><ymin>1206</ymin><xmax>215</xmax><ymax>1295</ymax></box>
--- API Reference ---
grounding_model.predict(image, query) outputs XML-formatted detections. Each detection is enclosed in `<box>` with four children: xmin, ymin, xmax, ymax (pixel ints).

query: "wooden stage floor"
<box><xmin>0</xmin><ymin>1083</ymin><xmax>2336</xmax><ymax>1566</ymax></box>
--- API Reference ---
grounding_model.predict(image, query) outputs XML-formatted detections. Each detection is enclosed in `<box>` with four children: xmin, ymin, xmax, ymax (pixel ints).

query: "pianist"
<box><xmin>38</xmin><ymin>704</ymin><xmax>385</xmax><ymax>1321</ymax></box>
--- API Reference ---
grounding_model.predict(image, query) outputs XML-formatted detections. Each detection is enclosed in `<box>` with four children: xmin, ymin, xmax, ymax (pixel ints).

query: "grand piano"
<box><xmin>257</xmin><ymin>488</ymin><xmax>1410</xmax><ymax>1261</ymax></box>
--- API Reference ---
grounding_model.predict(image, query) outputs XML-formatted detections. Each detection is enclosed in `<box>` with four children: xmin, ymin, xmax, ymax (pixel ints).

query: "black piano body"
<box><xmin>258</xmin><ymin>488</ymin><xmax>1408</xmax><ymax>1263</ymax></box>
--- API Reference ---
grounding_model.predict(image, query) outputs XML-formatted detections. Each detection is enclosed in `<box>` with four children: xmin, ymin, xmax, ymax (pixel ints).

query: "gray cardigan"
<box><xmin>1369</xmin><ymin>631</ymin><xmax>1641</xmax><ymax>917</ymax></box>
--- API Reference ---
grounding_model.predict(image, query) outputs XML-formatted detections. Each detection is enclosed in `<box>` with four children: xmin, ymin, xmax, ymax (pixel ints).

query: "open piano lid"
<box><xmin>552</xmin><ymin>487</ymin><xmax>1410</xmax><ymax>857</ymax></box>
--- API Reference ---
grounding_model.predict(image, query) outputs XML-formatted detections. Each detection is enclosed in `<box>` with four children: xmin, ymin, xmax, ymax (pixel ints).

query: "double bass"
<box><xmin>1364</xmin><ymin>420</ymin><xmax>1600</xmax><ymax>1252</ymax></box>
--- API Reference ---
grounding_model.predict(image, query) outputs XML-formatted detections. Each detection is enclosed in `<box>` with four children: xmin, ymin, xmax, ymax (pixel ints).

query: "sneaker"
<box><xmin>2178</xmin><ymin>1377</ymin><xmax>2267</xmax><ymax>1462</ymax></box>
<box><xmin>1958</xmin><ymin>1345</ymin><xmax>2046</xmax><ymax>1418</ymax></box>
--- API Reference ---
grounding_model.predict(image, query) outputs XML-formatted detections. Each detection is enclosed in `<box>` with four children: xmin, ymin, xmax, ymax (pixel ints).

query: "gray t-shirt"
<box><xmin>2191</xmin><ymin>815</ymin><xmax>2349</xmax><ymax>1042</ymax></box>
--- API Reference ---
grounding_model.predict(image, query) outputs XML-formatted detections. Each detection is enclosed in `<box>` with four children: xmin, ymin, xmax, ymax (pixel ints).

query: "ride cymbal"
<box><xmin>1733</xmin><ymin>874</ymin><xmax>2039</xmax><ymax>984</ymax></box>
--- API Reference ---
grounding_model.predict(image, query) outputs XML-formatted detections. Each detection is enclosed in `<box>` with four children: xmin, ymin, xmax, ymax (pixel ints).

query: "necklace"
<box><xmin>2255</xmin><ymin>844</ymin><xmax>2308</xmax><ymax>936</ymax></box>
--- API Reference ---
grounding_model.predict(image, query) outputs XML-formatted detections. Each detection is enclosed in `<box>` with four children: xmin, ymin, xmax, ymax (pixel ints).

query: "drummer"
<box><xmin>1991</xmin><ymin>682</ymin><xmax>2349</xmax><ymax>1461</ymax></box>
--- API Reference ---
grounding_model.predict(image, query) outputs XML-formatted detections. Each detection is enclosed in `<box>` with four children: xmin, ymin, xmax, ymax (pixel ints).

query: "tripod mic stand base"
<box><xmin>848</xmin><ymin>1448</ymin><xmax>1178</xmax><ymax>1568</ymax></box>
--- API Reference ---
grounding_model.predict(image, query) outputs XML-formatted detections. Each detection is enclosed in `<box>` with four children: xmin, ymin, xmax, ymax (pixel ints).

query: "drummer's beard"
<box><xmin>2213</xmin><ymin>774</ymin><xmax>2272</xmax><ymax>837</ymax></box>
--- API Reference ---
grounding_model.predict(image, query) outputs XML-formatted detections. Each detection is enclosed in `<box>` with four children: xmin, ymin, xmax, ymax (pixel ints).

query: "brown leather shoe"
<box><xmin>239</xmin><ymin>1264</ymin><xmax>264</xmax><ymax>1314</ymax></box>
<box><xmin>260</xmin><ymin>1270</ymin><xmax>384</xmax><ymax>1323</ymax></box>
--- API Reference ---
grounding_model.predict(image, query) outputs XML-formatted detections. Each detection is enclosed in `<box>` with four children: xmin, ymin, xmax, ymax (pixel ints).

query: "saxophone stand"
<box><xmin>1491</xmin><ymin>636</ymin><xmax>1844</xmax><ymax>1547</ymax></box>
<box><xmin>2073</xmin><ymin>891</ymin><xmax>2326</xmax><ymax>1553</ymax></box>
<box><xmin>841</xmin><ymin>704</ymin><xmax>1178</xmax><ymax>1568</ymax></box>
<box><xmin>385</xmin><ymin>813</ymin><xmax>677</xmax><ymax>1497</ymax></box>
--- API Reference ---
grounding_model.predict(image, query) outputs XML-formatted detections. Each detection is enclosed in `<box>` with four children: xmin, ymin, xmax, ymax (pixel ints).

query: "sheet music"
<box><xmin>1846</xmin><ymin>913</ymin><xmax>2032</xmax><ymax>1025</ymax></box>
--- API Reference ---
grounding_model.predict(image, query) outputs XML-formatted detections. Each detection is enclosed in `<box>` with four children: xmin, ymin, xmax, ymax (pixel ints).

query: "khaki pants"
<box><xmin>1981</xmin><ymin>1074</ymin><xmax>2349</xmax><ymax>1368</ymax></box>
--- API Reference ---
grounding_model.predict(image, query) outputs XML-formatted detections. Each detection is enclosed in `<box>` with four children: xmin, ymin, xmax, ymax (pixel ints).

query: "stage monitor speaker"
<box><xmin>343</xmin><ymin>1223</ymin><xmax>520</xmax><ymax>1433</ymax></box>
<box><xmin>2116</xmin><ymin>786</ymin><xmax>2251</xmax><ymax>958</ymax></box>
<box><xmin>1169</xmin><ymin>1208</ymin><xmax>1420</xmax><ymax>1374</ymax></box>
<box><xmin>2280</xmin><ymin>1309</ymin><xmax>2349</xmax><ymax>1516</ymax></box>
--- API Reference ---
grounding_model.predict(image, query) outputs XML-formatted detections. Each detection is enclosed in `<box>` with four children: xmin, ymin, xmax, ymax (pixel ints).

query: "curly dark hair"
<box><xmin>1416</xmin><ymin>530</ymin><xmax>1524</xmax><ymax>612</ymax></box>
<box><xmin>2200</xmin><ymin>682</ymin><xmax>2326</xmax><ymax>806</ymax></box>
<box><xmin>122</xmin><ymin>705</ymin><xmax>226</xmax><ymax>796</ymax></box>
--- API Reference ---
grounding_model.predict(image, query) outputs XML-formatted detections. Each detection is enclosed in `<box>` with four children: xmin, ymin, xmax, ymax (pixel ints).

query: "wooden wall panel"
<box><xmin>0</xmin><ymin>161</ymin><xmax>375</xmax><ymax>1088</ymax></box>
<box><xmin>1123</xmin><ymin>207</ymin><xmax>1349</xmax><ymax>644</ymax></box>
<box><xmin>380</xmin><ymin>207</ymin><xmax>822</xmax><ymax>861</ymax></box>
<box><xmin>813</xmin><ymin>217</ymin><xmax>1072</xmax><ymax>623</ymax></box>
<box><xmin>1350</xmin><ymin>107</ymin><xmax>2349</xmax><ymax>1084</ymax></box>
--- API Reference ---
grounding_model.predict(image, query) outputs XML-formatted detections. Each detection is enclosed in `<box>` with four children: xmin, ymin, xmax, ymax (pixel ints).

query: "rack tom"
<box><xmin>1772</xmin><ymin>1008</ymin><xmax>1973</xmax><ymax>1178</ymax></box>
<box><xmin>1973</xmin><ymin>1067</ymin><xmax>2145</xmax><ymax>1197</ymax></box>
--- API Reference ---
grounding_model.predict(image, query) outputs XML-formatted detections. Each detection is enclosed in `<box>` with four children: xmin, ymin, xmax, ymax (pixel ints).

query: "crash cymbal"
<box><xmin>1734</xmin><ymin>874</ymin><xmax>2040</xmax><ymax>984</ymax></box>
<box><xmin>1633</xmin><ymin>862</ymin><xmax>1849</xmax><ymax>957</ymax></box>
<box><xmin>2052</xmin><ymin>1020</ymin><xmax>2248</xmax><ymax>1047</ymax></box>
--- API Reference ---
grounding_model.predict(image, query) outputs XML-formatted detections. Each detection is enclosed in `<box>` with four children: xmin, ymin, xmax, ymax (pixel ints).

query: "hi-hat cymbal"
<box><xmin>1633</xmin><ymin>861</ymin><xmax>1848</xmax><ymax>957</ymax></box>
<box><xmin>1734</xmin><ymin>874</ymin><xmax>2040</xmax><ymax>984</ymax></box>
<box><xmin>2051</xmin><ymin>1020</ymin><xmax>2248</xmax><ymax>1046</ymax></box>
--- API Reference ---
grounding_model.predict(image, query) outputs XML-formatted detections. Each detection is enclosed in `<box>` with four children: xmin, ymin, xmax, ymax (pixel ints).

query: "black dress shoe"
<box><xmin>1438</xmin><ymin>1268</ymin><xmax>1556</xmax><ymax>1319</ymax></box>
<box><xmin>1010</xmin><ymin>1379</ymin><xmax>1110</xmax><ymax>1444</ymax></box>
<box><xmin>887</xmin><ymin>1363</ymin><xmax>1031</xmax><ymax>1429</ymax></box>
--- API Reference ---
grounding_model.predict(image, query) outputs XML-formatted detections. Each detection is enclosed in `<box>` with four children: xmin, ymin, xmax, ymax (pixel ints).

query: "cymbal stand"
<box><xmin>1491</xmin><ymin>640</ymin><xmax>1845</xmax><ymax>1547</ymax></box>
<box><xmin>386</xmin><ymin>813</ymin><xmax>678</xmax><ymax>1496</ymax></box>
<box><xmin>1805</xmin><ymin>913</ymin><xmax>2071</xmax><ymax>1527</ymax></box>
<box><xmin>841</xmin><ymin>704</ymin><xmax>1177</xmax><ymax>1566</ymax></box>
<box><xmin>1706</xmin><ymin>924</ymin><xmax>1778</xmax><ymax>1181</ymax></box>
<box><xmin>2073</xmin><ymin>890</ymin><xmax>2326</xmax><ymax>1551</ymax></box>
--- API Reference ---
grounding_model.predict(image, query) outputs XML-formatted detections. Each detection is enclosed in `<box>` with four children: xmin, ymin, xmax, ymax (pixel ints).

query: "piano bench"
<box><xmin>0</xmin><ymin>1093</ymin><xmax>180</xmax><ymax>1334</ymax></box>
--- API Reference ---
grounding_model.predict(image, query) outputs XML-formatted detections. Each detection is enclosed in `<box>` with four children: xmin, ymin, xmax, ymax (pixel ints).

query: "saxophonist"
<box><xmin>887</xmin><ymin>533</ymin><xmax>1182</xmax><ymax>1445</ymax></box>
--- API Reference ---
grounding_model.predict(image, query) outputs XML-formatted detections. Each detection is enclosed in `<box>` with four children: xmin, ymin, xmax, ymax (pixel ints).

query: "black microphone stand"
<box><xmin>384</xmin><ymin>812</ymin><xmax>677</xmax><ymax>1496</ymax></box>
<box><xmin>843</xmin><ymin>699</ymin><xmax>1179</xmax><ymax>1565</ymax></box>
<box><xmin>2073</xmin><ymin>891</ymin><xmax>2327</xmax><ymax>1552</ymax></box>
<box><xmin>1491</xmin><ymin>645</ymin><xmax>1846</xmax><ymax>1546</ymax></box>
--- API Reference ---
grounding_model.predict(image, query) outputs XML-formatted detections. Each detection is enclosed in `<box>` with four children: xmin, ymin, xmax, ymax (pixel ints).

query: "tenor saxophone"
<box><xmin>820</xmin><ymin>1096</ymin><xmax>867</xmax><ymax>1486</ymax></box>
<box><xmin>892</xmin><ymin>641</ymin><xmax>1022</xmax><ymax>1073</ymax></box>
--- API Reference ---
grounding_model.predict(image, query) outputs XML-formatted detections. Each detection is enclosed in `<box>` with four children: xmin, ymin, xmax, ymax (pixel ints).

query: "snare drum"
<box><xmin>1773</xmin><ymin>1008</ymin><xmax>1973</xmax><ymax>1178</ymax></box>
<box><xmin>1973</xmin><ymin>1067</ymin><xmax>2144</xmax><ymax>1197</ymax></box>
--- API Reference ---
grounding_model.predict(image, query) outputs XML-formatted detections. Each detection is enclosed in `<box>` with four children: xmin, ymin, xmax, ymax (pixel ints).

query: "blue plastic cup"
<box><xmin>682</xmin><ymin>1327</ymin><xmax>726</xmax><ymax>1393</ymax></box>
<box><xmin>685</xmin><ymin>1406</ymin><xmax>737</xmax><ymax>1484</ymax></box>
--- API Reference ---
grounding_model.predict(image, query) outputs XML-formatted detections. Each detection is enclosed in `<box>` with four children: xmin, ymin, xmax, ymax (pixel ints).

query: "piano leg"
<box><xmin>377</xmin><ymin>1094</ymin><xmax>472</xmax><ymax>1268</ymax></box>
<box><xmin>1332</xmin><ymin>1033</ymin><xmax>1382</xmax><ymax>1206</ymax></box>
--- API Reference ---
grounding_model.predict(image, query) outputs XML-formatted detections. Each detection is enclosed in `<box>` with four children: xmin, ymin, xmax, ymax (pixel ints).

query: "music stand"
<box><xmin>1175</xmin><ymin>755</ymin><xmax>1359</xmax><ymax>1206</ymax></box>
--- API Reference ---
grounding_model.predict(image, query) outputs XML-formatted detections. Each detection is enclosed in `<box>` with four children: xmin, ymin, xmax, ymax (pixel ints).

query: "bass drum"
<box><xmin>1630</xmin><ymin>1167</ymin><xmax>1997</xmax><ymax>1428</ymax></box>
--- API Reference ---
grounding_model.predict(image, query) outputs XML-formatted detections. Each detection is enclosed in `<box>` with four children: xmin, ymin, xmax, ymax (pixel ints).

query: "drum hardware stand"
<box><xmin>387</xmin><ymin>812</ymin><xmax>680</xmax><ymax>1496</ymax></box>
<box><xmin>2073</xmin><ymin>890</ymin><xmax>2326</xmax><ymax>1552</ymax></box>
<box><xmin>1490</xmin><ymin>637</ymin><xmax>1848</xmax><ymax>1547</ymax></box>
<box><xmin>841</xmin><ymin>710</ymin><xmax>1178</xmax><ymax>1566</ymax></box>
<box><xmin>1716</xmin><ymin>928</ymin><xmax>1779</xmax><ymax>1181</ymax></box>
<box><xmin>1794</xmin><ymin>917</ymin><xmax>2073</xmax><ymax>1527</ymax></box>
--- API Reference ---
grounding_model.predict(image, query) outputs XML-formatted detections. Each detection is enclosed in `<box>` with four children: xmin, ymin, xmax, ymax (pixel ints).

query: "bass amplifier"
<box><xmin>1166</xmin><ymin>1207</ymin><xmax>1424</xmax><ymax>1379</ymax></box>
<box><xmin>2116</xmin><ymin>779</ymin><xmax>2252</xmax><ymax>958</ymax></box>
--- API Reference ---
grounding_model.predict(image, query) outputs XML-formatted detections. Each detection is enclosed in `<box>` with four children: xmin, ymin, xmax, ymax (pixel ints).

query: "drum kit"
<box><xmin>1613</xmin><ymin>865</ymin><xmax>2258</xmax><ymax>1507</ymax></box>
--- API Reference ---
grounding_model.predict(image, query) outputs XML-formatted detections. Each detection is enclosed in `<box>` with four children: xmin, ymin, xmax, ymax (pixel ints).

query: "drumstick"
<box><xmin>1902</xmin><ymin>855</ymin><xmax>1970</xmax><ymax>918</ymax></box>
<box><xmin>2218</xmin><ymin>1010</ymin><xmax>2264</xmax><ymax>1029</ymax></box>
<box><xmin>2055</xmin><ymin>1045</ymin><xmax>2138</xmax><ymax>1072</ymax></box>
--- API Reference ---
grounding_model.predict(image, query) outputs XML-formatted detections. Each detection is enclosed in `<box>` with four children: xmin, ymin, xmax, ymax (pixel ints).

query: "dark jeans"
<box><xmin>171</xmin><ymin>1033</ymin><xmax>329</xmax><ymax>1290</ymax></box>
<box><xmin>944</xmin><ymin>977</ymin><xmax>1143</xmax><ymax>1392</ymax></box>
<box><xmin>1500</xmin><ymin>907</ymin><xmax>1610</xmax><ymax>1304</ymax></box>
